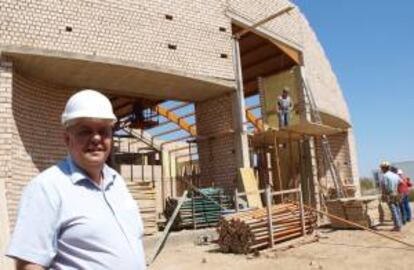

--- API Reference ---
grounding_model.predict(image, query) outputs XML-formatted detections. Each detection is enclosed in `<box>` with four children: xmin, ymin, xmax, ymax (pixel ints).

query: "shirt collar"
<box><xmin>66</xmin><ymin>156</ymin><xmax>116</xmax><ymax>189</ymax></box>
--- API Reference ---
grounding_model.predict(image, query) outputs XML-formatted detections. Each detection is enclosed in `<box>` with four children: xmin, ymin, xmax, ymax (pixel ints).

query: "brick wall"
<box><xmin>0</xmin><ymin>60</ymin><xmax>14</xmax><ymax>270</ymax></box>
<box><xmin>0</xmin><ymin>0</ymin><xmax>234</xmax><ymax>81</ymax></box>
<box><xmin>0</xmin><ymin>0</ymin><xmax>353</xmax><ymax>125</ymax></box>
<box><xmin>195</xmin><ymin>93</ymin><xmax>238</xmax><ymax>192</ymax></box>
<box><xmin>6</xmin><ymin>73</ymin><xmax>73</xmax><ymax>228</ymax></box>
<box><xmin>315</xmin><ymin>131</ymin><xmax>356</xmax><ymax>192</ymax></box>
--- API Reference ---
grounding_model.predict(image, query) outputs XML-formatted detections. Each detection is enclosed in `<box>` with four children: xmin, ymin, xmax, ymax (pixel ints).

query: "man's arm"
<box><xmin>16</xmin><ymin>259</ymin><xmax>45</xmax><ymax>270</ymax></box>
<box><xmin>6</xmin><ymin>180</ymin><xmax>59</xmax><ymax>268</ymax></box>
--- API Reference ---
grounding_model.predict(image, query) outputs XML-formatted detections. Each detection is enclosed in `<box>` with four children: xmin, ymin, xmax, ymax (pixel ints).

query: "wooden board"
<box><xmin>239</xmin><ymin>168</ymin><xmax>263</xmax><ymax>208</ymax></box>
<box><xmin>284</xmin><ymin>121</ymin><xmax>343</xmax><ymax>137</ymax></box>
<box><xmin>250</xmin><ymin>122</ymin><xmax>344</xmax><ymax>146</ymax></box>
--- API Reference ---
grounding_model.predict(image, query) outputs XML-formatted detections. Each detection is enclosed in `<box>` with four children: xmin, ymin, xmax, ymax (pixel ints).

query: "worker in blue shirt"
<box><xmin>7</xmin><ymin>90</ymin><xmax>147</xmax><ymax>269</ymax></box>
<box><xmin>380</xmin><ymin>161</ymin><xmax>403</xmax><ymax>231</ymax></box>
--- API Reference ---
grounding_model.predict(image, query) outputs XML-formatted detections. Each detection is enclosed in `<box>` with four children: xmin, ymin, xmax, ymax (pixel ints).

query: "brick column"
<box><xmin>195</xmin><ymin>94</ymin><xmax>238</xmax><ymax>192</ymax></box>
<box><xmin>0</xmin><ymin>59</ymin><xmax>15</xmax><ymax>270</ymax></box>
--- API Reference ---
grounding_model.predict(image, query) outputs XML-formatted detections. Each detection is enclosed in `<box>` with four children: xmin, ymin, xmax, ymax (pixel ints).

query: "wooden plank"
<box><xmin>270</xmin><ymin>39</ymin><xmax>303</xmax><ymax>65</ymax></box>
<box><xmin>239</xmin><ymin>167</ymin><xmax>263</xmax><ymax>208</ymax></box>
<box><xmin>147</xmin><ymin>190</ymin><xmax>188</xmax><ymax>266</ymax></box>
<box><xmin>283</xmin><ymin>121</ymin><xmax>343</xmax><ymax>137</ymax></box>
<box><xmin>265</xmin><ymin>186</ymin><xmax>274</xmax><ymax>248</ymax></box>
<box><xmin>273</xmin><ymin>130</ymin><xmax>283</xmax><ymax>199</ymax></box>
<box><xmin>235</xmin><ymin>6</ymin><xmax>294</xmax><ymax>39</ymax></box>
<box><xmin>246</xmin><ymin>110</ymin><xmax>264</xmax><ymax>132</ymax></box>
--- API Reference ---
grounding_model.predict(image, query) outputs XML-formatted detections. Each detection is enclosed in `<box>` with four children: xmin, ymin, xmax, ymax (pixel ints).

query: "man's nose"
<box><xmin>90</xmin><ymin>131</ymin><xmax>103</xmax><ymax>142</ymax></box>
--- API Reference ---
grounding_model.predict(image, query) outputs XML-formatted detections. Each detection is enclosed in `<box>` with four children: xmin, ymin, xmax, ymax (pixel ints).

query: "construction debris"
<box><xmin>217</xmin><ymin>203</ymin><xmax>316</xmax><ymax>254</ymax></box>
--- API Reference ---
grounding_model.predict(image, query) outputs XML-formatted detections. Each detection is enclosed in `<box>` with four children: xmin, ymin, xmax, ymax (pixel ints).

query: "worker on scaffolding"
<box><xmin>380</xmin><ymin>161</ymin><xmax>403</xmax><ymax>231</ymax></box>
<box><xmin>277</xmin><ymin>86</ymin><xmax>294</xmax><ymax>128</ymax></box>
<box><xmin>7</xmin><ymin>90</ymin><xmax>146</xmax><ymax>270</ymax></box>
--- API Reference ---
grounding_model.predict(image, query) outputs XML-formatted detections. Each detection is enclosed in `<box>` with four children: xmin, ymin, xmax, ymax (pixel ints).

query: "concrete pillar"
<box><xmin>0</xmin><ymin>59</ymin><xmax>15</xmax><ymax>270</ymax></box>
<box><xmin>232</xmin><ymin>37</ymin><xmax>250</xmax><ymax>170</ymax></box>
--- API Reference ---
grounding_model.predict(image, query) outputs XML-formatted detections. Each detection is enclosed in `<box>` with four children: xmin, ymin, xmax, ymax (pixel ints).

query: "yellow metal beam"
<box><xmin>246</xmin><ymin>110</ymin><xmax>264</xmax><ymax>132</ymax></box>
<box><xmin>155</xmin><ymin>105</ymin><xmax>197</xmax><ymax>136</ymax></box>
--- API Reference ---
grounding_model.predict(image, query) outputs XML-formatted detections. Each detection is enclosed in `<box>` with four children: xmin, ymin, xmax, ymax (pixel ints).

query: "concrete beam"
<box><xmin>1</xmin><ymin>46</ymin><xmax>235</xmax><ymax>101</ymax></box>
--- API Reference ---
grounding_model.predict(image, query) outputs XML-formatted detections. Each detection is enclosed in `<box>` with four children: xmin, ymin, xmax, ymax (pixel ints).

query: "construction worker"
<box><xmin>277</xmin><ymin>86</ymin><xmax>293</xmax><ymax>128</ymax></box>
<box><xmin>397</xmin><ymin>169</ymin><xmax>412</xmax><ymax>224</ymax></box>
<box><xmin>380</xmin><ymin>161</ymin><xmax>403</xmax><ymax>231</ymax></box>
<box><xmin>6</xmin><ymin>90</ymin><xmax>146</xmax><ymax>269</ymax></box>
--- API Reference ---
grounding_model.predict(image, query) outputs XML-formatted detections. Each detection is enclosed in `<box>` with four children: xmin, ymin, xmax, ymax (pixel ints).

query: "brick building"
<box><xmin>0</xmin><ymin>1</ymin><xmax>359</xmax><ymax>267</ymax></box>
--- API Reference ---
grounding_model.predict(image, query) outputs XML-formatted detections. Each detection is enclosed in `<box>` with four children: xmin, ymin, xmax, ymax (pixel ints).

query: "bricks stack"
<box><xmin>326</xmin><ymin>196</ymin><xmax>381</xmax><ymax>228</ymax></box>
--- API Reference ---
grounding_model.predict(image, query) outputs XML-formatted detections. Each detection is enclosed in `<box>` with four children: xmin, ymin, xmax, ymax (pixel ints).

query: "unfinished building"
<box><xmin>0</xmin><ymin>0</ymin><xmax>359</xmax><ymax>267</ymax></box>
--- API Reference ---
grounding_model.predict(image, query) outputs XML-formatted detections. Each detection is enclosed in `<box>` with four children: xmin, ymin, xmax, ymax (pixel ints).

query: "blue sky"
<box><xmin>293</xmin><ymin>0</ymin><xmax>414</xmax><ymax>177</ymax></box>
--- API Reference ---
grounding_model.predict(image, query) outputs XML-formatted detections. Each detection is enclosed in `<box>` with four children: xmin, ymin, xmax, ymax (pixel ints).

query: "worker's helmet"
<box><xmin>61</xmin><ymin>89</ymin><xmax>117</xmax><ymax>126</ymax></box>
<box><xmin>379</xmin><ymin>160</ymin><xmax>390</xmax><ymax>168</ymax></box>
<box><xmin>283</xmin><ymin>87</ymin><xmax>290</xmax><ymax>93</ymax></box>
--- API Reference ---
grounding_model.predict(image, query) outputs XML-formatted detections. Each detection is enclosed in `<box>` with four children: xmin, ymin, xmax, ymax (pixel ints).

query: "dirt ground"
<box><xmin>146</xmin><ymin>218</ymin><xmax>414</xmax><ymax>270</ymax></box>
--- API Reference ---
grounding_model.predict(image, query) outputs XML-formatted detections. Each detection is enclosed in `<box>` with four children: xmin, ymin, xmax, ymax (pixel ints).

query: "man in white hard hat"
<box><xmin>379</xmin><ymin>161</ymin><xmax>403</xmax><ymax>231</ymax></box>
<box><xmin>7</xmin><ymin>90</ymin><xmax>146</xmax><ymax>269</ymax></box>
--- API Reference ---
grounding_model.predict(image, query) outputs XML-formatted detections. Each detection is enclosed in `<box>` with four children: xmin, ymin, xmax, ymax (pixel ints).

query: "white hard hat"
<box><xmin>61</xmin><ymin>89</ymin><xmax>117</xmax><ymax>126</ymax></box>
<box><xmin>379</xmin><ymin>161</ymin><xmax>390</xmax><ymax>168</ymax></box>
<box><xmin>397</xmin><ymin>169</ymin><xmax>404</xmax><ymax>175</ymax></box>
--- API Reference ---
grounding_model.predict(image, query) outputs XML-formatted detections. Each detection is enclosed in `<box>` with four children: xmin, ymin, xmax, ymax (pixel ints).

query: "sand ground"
<box><xmin>146</xmin><ymin>219</ymin><xmax>414</xmax><ymax>270</ymax></box>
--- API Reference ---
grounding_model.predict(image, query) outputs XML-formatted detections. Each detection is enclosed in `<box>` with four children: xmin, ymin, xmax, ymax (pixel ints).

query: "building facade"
<box><xmin>0</xmin><ymin>1</ymin><xmax>359</xmax><ymax>268</ymax></box>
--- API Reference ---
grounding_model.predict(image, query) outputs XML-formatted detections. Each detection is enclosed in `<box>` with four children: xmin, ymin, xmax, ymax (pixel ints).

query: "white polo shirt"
<box><xmin>7</xmin><ymin>156</ymin><xmax>146</xmax><ymax>270</ymax></box>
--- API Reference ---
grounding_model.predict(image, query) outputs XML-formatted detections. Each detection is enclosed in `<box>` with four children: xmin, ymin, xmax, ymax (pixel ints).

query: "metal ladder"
<box><xmin>300</xmin><ymin>68</ymin><xmax>345</xmax><ymax>198</ymax></box>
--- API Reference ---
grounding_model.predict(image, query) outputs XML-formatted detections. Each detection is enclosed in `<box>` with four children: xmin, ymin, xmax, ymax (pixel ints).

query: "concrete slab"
<box><xmin>1</xmin><ymin>46</ymin><xmax>235</xmax><ymax>101</ymax></box>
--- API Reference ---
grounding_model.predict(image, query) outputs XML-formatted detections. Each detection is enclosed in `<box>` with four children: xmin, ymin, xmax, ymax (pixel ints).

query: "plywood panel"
<box><xmin>260</xmin><ymin>66</ymin><xmax>304</xmax><ymax>128</ymax></box>
<box><xmin>240</xmin><ymin>168</ymin><xmax>263</xmax><ymax>208</ymax></box>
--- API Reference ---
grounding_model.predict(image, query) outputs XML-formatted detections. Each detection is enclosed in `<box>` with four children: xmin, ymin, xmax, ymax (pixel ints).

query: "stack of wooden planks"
<box><xmin>326</xmin><ymin>195</ymin><xmax>381</xmax><ymax>228</ymax></box>
<box><xmin>126</xmin><ymin>181</ymin><xmax>158</xmax><ymax>235</ymax></box>
<box><xmin>217</xmin><ymin>203</ymin><xmax>316</xmax><ymax>254</ymax></box>
<box><xmin>164</xmin><ymin>188</ymin><xmax>232</xmax><ymax>230</ymax></box>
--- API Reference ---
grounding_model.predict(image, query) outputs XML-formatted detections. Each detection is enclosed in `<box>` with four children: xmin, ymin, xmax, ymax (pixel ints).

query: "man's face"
<box><xmin>64</xmin><ymin>119</ymin><xmax>113</xmax><ymax>171</ymax></box>
<box><xmin>282</xmin><ymin>90</ymin><xmax>288</xmax><ymax>97</ymax></box>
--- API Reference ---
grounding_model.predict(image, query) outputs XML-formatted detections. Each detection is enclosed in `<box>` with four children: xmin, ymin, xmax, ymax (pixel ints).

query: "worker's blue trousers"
<box><xmin>388</xmin><ymin>201</ymin><xmax>403</xmax><ymax>229</ymax></box>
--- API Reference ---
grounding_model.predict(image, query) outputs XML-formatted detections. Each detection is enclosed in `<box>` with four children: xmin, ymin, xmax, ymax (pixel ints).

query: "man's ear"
<box><xmin>63</xmin><ymin>131</ymin><xmax>70</xmax><ymax>147</ymax></box>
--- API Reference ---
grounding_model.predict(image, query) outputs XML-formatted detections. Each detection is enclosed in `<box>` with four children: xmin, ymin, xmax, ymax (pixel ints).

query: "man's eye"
<box><xmin>78</xmin><ymin>130</ymin><xmax>92</xmax><ymax>137</ymax></box>
<box><xmin>99</xmin><ymin>128</ymin><xmax>112</xmax><ymax>137</ymax></box>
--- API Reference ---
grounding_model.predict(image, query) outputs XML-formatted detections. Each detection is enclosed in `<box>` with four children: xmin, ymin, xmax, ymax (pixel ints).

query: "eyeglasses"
<box><xmin>68</xmin><ymin>126</ymin><xmax>113</xmax><ymax>141</ymax></box>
